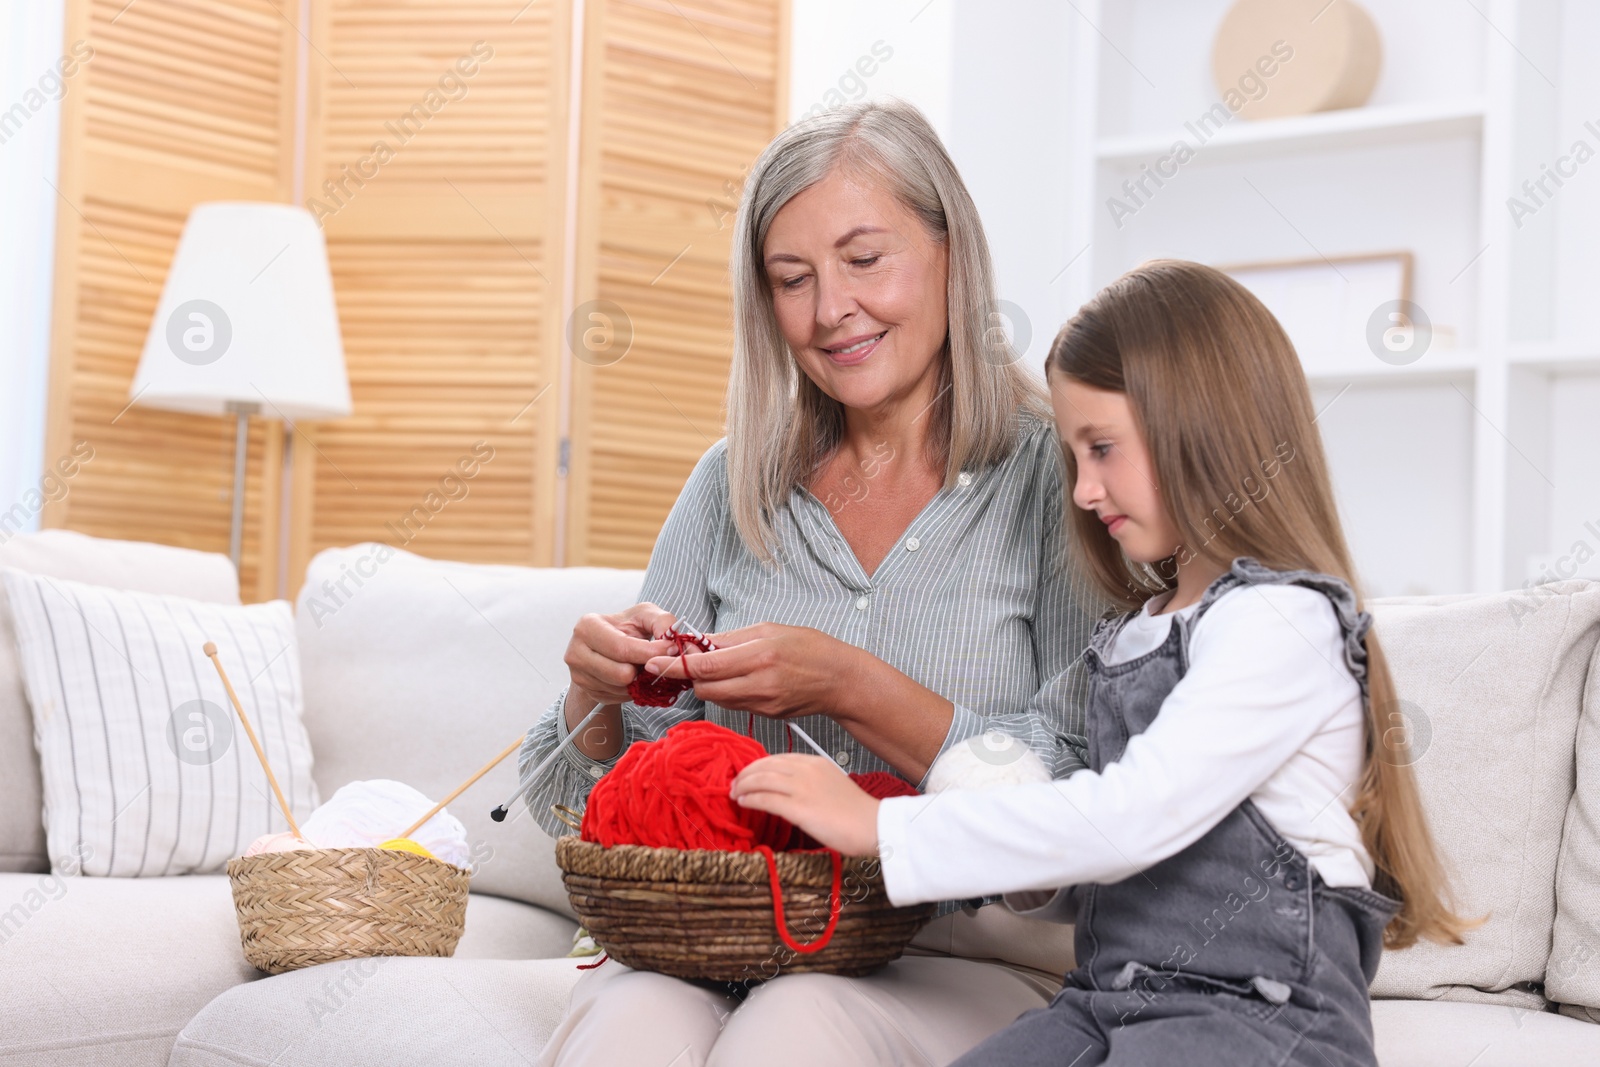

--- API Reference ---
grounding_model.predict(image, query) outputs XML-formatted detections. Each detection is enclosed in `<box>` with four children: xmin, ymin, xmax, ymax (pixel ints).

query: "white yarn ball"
<box><xmin>300</xmin><ymin>779</ymin><xmax>471</xmax><ymax>868</ymax></box>
<box><xmin>925</xmin><ymin>731</ymin><xmax>1053</xmax><ymax>793</ymax></box>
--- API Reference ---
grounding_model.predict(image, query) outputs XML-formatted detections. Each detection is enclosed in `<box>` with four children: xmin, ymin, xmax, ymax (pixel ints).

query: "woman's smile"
<box><xmin>822</xmin><ymin>330</ymin><xmax>887</xmax><ymax>367</ymax></box>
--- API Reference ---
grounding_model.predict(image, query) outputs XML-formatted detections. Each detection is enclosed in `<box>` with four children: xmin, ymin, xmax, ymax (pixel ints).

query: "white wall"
<box><xmin>788</xmin><ymin>0</ymin><xmax>954</xmax><ymax>137</ymax></box>
<box><xmin>0</xmin><ymin>2</ymin><xmax>68</xmax><ymax>538</ymax></box>
<box><xmin>787</xmin><ymin>0</ymin><xmax>1073</xmax><ymax>375</ymax></box>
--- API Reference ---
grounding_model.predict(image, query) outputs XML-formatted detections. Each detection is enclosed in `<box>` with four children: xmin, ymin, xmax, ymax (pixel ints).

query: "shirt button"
<box><xmin>957</xmin><ymin>472</ymin><xmax>972</xmax><ymax>488</ymax></box>
<box><xmin>588</xmin><ymin>765</ymin><xmax>603</xmax><ymax>779</ymax></box>
<box><xmin>855</xmin><ymin>595</ymin><xmax>871</xmax><ymax>610</ymax></box>
<box><xmin>905</xmin><ymin>536</ymin><xmax>921</xmax><ymax>552</ymax></box>
<box><xmin>835</xmin><ymin>751</ymin><xmax>852</xmax><ymax>767</ymax></box>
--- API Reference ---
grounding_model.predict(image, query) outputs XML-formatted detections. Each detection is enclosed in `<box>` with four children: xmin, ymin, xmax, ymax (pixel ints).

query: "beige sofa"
<box><xmin>3</xmin><ymin>530</ymin><xmax>1599</xmax><ymax>1066</ymax></box>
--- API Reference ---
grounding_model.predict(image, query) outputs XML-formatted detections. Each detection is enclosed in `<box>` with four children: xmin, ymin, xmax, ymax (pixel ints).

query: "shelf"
<box><xmin>1302</xmin><ymin>351</ymin><xmax>1479</xmax><ymax>388</ymax></box>
<box><xmin>1096</xmin><ymin>98</ymin><xmax>1486</xmax><ymax>167</ymax></box>
<box><xmin>1064</xmin><ymin>0</ymin><xmax>1597</xmax><ymax>594</ymax></box>
<box><xmin>1508</xmin><ymin>341</ymin><xmax>1600</xmax><ymax>372</ymax></box>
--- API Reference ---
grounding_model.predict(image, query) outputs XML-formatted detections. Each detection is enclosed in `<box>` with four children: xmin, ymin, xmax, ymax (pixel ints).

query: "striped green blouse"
<box><xmin>517</xmin><ymin>414</ymin><xmax>1100</xmax><ymax>838</ymax></box>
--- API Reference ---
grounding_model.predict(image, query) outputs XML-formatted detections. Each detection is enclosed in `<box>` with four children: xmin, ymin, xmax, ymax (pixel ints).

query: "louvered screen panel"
<box><xmin>45</xmin><ymin>0</ymin><xmax>296</xmax><ymax>600</ymax></box>
<box><xmin>291</xmin><ymin>0</ymin><xmax>566</xmax><ymax>584</ymax></box>
<box><xmin>566</xmin><ymin>0</ymin><xmax>787</xmax><ymax>567</ymax></box>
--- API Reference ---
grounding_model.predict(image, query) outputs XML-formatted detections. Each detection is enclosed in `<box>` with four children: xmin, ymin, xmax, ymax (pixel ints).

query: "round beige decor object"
<box><xmin>1212</xmin><ymin>0</ymin><xmax>1382</xmax><ymax>121</ymax></box>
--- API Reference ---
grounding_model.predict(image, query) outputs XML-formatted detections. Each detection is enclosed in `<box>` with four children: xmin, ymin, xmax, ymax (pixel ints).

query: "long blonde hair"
<box><xmin>1048</xmin><ymin>259</ymin><xmax>1474</xmax><ymax>950</ymax></box>
<box><xmin>726</xmin><ymin>99</ymin><xmax>1050</xmax><ymax>562</ymax></box>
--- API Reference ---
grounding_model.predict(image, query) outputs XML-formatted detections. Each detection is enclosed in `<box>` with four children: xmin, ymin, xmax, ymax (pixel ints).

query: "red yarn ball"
<box><xmin>578</xmin><ymin>724</ymin><xmax>921</xmax><ymax>959</ymax></box>
<box><xmin>784</xmin><ymin>772</ymin><xmax>919</xmax><ymax>850</ymax></box>
<box><xmin>848</xmin><ymin>771</ymin><xmax>921</xmax><ymax>800</ymax></box>
<box><xmin>581</xmin><ymin>721</ymin><xmax>794</xmax><ymax>851</ymax></box>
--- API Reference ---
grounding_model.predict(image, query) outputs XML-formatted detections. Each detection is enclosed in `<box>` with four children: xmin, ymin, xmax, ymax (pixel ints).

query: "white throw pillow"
<box><xmin>1551</xmin><ymin>633</ymin><xmax>1600</xmax><ymax>1022</ymax></box>
<box><xmin>0</xmin><ymin>529</ymin><xmax>242</xmax><ymax>874</ymax></box>
<box><xmin>2</xmin><ymin>569</ymin><xmax>318</xmax><ymax>876</ymax></box>
<box><xmin>1369</xmin><ymin>581</ymin><xmax>1600</xmax><ymax>1010</ymax></box>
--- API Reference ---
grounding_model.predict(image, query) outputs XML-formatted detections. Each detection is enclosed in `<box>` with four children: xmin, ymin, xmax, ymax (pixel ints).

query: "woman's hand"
<box><xmin>646</xmin><ymin>622</ymin><xmax>956</xmax><ymax>783</ymax></box>
<box><xmin>730</xmin><ymin>754</ymin><xmax>881</xmax><ymax>856</ymax></box>
<box><xmin>565</xmin><ymin>602</ymin><xmax>678</xmax><ymax>711</ymax></box>
<box><xmin>642</xmin><ymin>623</ymin><xmax>855</xmax><ymax>721</ymax></box>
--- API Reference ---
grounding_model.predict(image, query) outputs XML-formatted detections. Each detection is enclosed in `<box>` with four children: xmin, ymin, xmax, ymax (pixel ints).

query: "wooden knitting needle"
<box><xmin>397</xmin><ymin>734</ymin><xmax>525</xmax><ymax>841</ymax></box>
<box><xmin>204</xmin><ymin>641</ymin><xmax>303</xmax><ymax>839</ymax></box>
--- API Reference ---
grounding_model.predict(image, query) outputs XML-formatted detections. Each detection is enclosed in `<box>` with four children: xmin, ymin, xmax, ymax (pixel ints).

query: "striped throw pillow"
<box><xmin>2</xmin><ymin>569</ymin><xmax>318</xmax><ymax>876</ymax></box>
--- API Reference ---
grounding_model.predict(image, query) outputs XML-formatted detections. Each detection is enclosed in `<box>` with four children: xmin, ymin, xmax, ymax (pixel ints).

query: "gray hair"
<box><xmin>725</xmin><ymin>99</ymin><xmax>1050</xmax><ymax>563</ymax></box>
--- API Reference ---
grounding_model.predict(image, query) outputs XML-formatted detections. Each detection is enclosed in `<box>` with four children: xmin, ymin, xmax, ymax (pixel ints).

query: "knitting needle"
<box><xmin>675</xmin><ymin>618</ymin><xmax>717</xmax><ymax>643</ymax></box>
<box><xmin>397</xmin><ymin>733</ymin><xmax>525</xmax><ymax>841</ymax></box>
<box><xmin>203</xmin><ymin>642</ymin><xmax>303</xmax><ymax>839</ymax></box>
<box><xmin>489</xmin><ymin>703</ymin><xmax>604</xmax><ymax>822</ymax></box>
<box><xmin>653</xmin><ymin>618</ymin><xmax>715</xmax><ymax>678</ymax></box>
<box><xmin>787</xmin><ymin>721</ymin><xmax>849</xmax><ymax>774</ymax></box>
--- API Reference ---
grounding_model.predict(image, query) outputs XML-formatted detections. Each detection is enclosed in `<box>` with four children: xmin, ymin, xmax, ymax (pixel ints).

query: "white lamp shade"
<box><xmin>131</xmin><ymin>202</ymin><xmax>351</xmax><ymax>420</ymax></box>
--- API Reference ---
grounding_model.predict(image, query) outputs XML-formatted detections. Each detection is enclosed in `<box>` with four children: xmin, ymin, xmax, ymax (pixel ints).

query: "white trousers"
<box><xmin>537</xmin><ymin>905</ymin><xmax>1075</xmax><ymax>1067</ymax></box>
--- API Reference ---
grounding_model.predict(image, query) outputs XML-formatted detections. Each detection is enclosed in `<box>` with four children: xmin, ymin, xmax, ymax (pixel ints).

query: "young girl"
<box><xmin>731</xmin><ymin>259</ymin><xmax>1473</xmax><ymax>1066</ymax></box>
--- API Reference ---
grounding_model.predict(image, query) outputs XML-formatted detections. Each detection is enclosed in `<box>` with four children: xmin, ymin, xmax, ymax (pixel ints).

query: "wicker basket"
<box><xmin>557</xmin><ymin>836</ymin><xmax>934</xmax><ymax>982</ymax></box>
<box><xmin>227</xmin><ymin>847</ymin><xmax>470</xmax><ymax>974</ymax></box>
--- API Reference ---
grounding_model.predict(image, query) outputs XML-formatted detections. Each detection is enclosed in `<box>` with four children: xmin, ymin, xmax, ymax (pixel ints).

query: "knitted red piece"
<box><xmin>580</xmin><ymin>720</ymin><xmax>794</xmax><ymax>851</ymax></box>
<box><xmin>627</xmin><ymin>630</ymin><xmax>715</xmax><ymax>707</ymax></box>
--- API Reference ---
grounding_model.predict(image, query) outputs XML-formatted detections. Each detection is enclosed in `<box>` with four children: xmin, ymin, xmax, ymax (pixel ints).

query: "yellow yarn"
<box><xmin>379</xmin><ymin>838</ymin><xmax>437</xmax><ymax>859</ymax></box>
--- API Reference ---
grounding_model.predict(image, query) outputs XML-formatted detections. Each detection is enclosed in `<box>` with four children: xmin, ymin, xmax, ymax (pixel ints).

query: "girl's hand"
<box><xmin>564</xmin><ymin>602</ymin><xmax>677</xmax><ymax>709</ymax></box>
<box><xmin>730</xmin><ymin>754</ymin><xmax>881</xmax><ymax>856</ymax></box>
<box><xmin>642</xmin><ymin>623</ymin><xmax>856</xmax><ymax>720</ymax></box>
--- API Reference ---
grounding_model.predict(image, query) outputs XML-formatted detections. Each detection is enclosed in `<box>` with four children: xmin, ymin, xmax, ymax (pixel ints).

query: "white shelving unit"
<box><xmin>1095</xmin><ymin>97</ymin><xmax>1487</xmax><ymax>166</ymax></box>
<box><xmin>1061</xmin><ymin>0</ymin><xmax>1600</xmax><ymax>596</ymax></box>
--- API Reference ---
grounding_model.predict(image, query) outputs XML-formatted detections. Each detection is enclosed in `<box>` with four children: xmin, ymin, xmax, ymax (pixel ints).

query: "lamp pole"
<box><xmin>225</xmin><ymin>399</ymin><xmax>261</xmax><ymax>572</ymax></box>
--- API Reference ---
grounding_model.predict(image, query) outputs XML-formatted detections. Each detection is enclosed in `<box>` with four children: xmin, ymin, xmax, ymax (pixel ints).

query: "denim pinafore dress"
<box><xmin>954</xmin><ymin>559</ymin><xmax>1402</xmax><ymax>1067</ymax></box>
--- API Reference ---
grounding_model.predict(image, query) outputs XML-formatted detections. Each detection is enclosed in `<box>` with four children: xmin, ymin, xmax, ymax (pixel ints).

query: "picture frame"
<box><xmin>1218</xmin><ymin>251</ymin><xmax>1414</xmax><ymax>376</ymax></box>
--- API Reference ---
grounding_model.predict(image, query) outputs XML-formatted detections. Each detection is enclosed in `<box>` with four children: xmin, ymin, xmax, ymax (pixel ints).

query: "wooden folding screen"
<box><xmin>290</xmin><ymin>1</ymin><xmax>569</xmax><ymax>579</ymax></box>
<box><xmin>47</xmin><ymin>0</ymin><xmax>789</xmax><ymax>597</ymax></box>
<box><xmin>43</xmin><ymin>0</ymin><xmax>298</xmax><ymax>601</ymax></box>
<box><xmin>564</xmin><ymin>0</ymin><xmax>788</xmax><ymax>567</ymax></box>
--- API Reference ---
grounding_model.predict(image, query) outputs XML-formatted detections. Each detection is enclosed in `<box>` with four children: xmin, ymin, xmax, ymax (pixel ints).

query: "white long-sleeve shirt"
<box><xmin>877</xmin><ymin>582</ymin><xmax>1373</xmax><ymax>908</ymax></box>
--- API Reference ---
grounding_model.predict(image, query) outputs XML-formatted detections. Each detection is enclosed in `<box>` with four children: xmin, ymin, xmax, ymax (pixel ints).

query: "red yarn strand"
<box><xmin>758</xmin><ymin>845</ymin><xmax>843</xmax><ymax>954</ymax></box>
<box><xmin>746</xmin><ymin>711</ymin><xmax>795</xmax><ymax>753</ymax></box>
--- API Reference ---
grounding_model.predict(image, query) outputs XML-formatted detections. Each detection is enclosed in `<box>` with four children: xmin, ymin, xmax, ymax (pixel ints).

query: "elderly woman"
<box><xmin>522</xmin><ymin>100</ymin><xmax>1097</xmax><ymax>1066</ymax></box>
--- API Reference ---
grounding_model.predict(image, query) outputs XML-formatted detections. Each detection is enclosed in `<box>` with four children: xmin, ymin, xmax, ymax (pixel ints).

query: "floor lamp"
<box><xmin>130</xmin><ymin>202</ymin><xmax>351</xmax><ymax>573</ymax></box>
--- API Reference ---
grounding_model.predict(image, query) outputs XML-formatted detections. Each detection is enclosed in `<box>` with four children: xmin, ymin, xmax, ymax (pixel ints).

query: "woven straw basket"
<box><xmin>557</xmin><ymin>836</ymin><xmax>934</xmax><ymax>982</ymax></box>
<box><xmin>227</xmin><ymin>847</ymin><xmax>470</xmax><ymax>974</ymax></box>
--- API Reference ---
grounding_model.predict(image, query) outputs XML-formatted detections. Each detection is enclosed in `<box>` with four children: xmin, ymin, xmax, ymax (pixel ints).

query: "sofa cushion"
<box><xmin>1368</xmin><ymin>581</ymin><xmax>1600</xmax><ymax>1009</ymax></box>
<box><xmin>1550</xmin><ymin>632</ymin><xmax>1600</xmax><ymax>1021</ymax></box>
<box><xmin>296</xmin><ymin>544</ymin><xmax>644</xmax><ymax>916</ymax></box>
<box><xmin>0</xmin><ymin>868</ymin><xmax>576</xmax><ymax>1067</ymax></box>
<box><xmin>1372</xmin><ymin>998</ymin><xmax>1600</xmax><ymax>1065</ymax></box>
<box><xmin>166</xmin><ymin>972</ymin><xmax>1600</xmax><ymax>1067</ymax></box>
<box><xmin>3</xmin><ymin>570</ymin><xmax>317</xmax><ymax>876</ymax></box>
<box><xmin>169</xmin><ymin>957</ymin><xmax>587</xmax><ymax>1067</ymax></box>
<box><xmin>0</xmin><ymin>871</ymin><xmax>257</xmax><ymax>1067</ymax></box>
<box><xmin>0</xmin><ymin>531</ymin><xmax>240</xmax><ymax>875</ymax></box>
